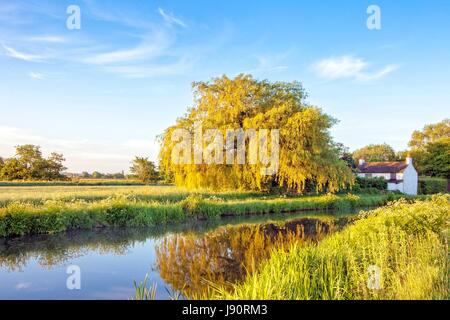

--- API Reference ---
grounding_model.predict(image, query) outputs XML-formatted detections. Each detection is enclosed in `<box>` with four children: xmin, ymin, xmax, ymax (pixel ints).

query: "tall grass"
<box><xmin>132</xmin><ymin>274</ymin><xmax>157</xmax><ymax>300</ymax></box>
<box><xmin>0</xmin><ymin>193</ymin><xmax>420</xmax><ymax>237</ymax></box>
<box><xmin>205</xmin><ymin>195</ymin><xmax>449</xmax><ymax>300</ymax></box>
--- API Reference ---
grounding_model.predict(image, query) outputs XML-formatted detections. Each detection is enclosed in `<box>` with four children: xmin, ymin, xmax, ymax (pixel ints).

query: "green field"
<box><xmin>0</xmin><ymin>185</ymin><xmax>265</xmax><ymax>207</ymax></box>
<box><xmin>0</xmin><ymin>179</ymin><xmax>147</xmax><ymax>187</ymax></box>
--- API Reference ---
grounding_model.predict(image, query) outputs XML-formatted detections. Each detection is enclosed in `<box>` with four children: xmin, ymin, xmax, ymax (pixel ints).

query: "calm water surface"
<box><xmin>0</xmin><ymin>210</ymin><xmax>358</xmax><ymax>299</ymax></box>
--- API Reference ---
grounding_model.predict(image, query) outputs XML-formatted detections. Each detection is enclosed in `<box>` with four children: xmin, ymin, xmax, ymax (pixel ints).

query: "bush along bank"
<box><xmin>418</xmin><ymin>177</ymin><xmax>448</xmax><ymax>194</ymax></box>
<box><xmin>0</xmin><ymin>193</ymin><xmax>424</xmax><ymax>237</ymax></box>
<box><xmin>205</xmin><ymin>195</ymin><xmax>449</xmax><ymax>300</ymax></box>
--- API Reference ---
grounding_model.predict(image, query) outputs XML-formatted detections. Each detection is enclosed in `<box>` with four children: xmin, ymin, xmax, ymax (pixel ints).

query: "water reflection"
<box><xmin>0</xmin><ymin>211</ymin><xmax>354</xmax><ymax>299</ymax></box>
<box><xmin>0</xmin><ymin>216</ymin><xmax>288</xmax><ymax>271</ymax></box>
<box><xmin>156</xmin><ymin>217</ymin><xmax>350</xmax><ymax>298</ymax></box>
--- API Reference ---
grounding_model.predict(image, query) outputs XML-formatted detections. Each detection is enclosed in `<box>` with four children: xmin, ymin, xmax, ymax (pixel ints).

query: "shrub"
<box><xmin>353</xmin><ymin>177</ymin><xmax>387</xmax><ymax>192</ymax></box>
<box><xmin>418</xmin><ymin>177</ymin><xmax>448</xmax><ymax>194</ymax></box>
<box><xmin>180</xmin><ymin>195</ymin><xmax>206</xmax><ymax>217</ymax></box>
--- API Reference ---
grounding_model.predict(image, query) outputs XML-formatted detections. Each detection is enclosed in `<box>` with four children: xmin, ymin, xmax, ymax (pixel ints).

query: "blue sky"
<box><xmin>0</xmin><ymin>0</ymin><xmax>449</xmax><ymax>172</ymax></box>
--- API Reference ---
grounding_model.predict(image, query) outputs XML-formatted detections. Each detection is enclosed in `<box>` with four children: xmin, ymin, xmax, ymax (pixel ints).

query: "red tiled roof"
<box><xmin>358</xmin><ymin>162</ymin><xmax>408</xmax><ymax>174</ymax></box>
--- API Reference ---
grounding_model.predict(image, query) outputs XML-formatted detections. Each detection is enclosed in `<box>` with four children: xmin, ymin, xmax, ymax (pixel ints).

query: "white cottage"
<box><xmin>357</xmin><ymin>157</ymin><xmax>418</xmax><ymax>195</ymax></box>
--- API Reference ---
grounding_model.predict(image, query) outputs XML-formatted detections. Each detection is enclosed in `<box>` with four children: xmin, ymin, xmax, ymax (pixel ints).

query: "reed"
<box><xmin>204</xmin><ymin>195</ymin><xmax>449</xmax><ymax>300</ymax></box>
<box><xmin>132</xmin><ymin>274</ymin><xmax>157</xmax><ymax>300</ymax></box>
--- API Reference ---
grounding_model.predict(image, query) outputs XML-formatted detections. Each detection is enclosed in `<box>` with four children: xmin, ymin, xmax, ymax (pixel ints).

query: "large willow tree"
<box><xmin>159</xmin><ymin>74</ymin><xmax>353</xmax><ymax>192</ymax></box>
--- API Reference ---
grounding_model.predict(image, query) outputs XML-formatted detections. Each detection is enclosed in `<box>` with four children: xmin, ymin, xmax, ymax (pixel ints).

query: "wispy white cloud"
<box><xmin>83</xmin><ymin>0</ymin><xmax>154</xmax><ymax>29</ymax></box>
<box><xmin>313</xmin><ymin>55</ymin><xmax>398</xmax><ymax>81</ymax></box>
<box><xmin>158</xmin><ymin>8</ymin><xmax>187</xmax><ymax>28</ymax></box>
<box><xmin>28</xmin><ymin>35</ymin><xmax>68</xmax><ymax>43</ymax></box>
<box><xmin>78</xmin><ymin>16</ymin><xmax>201</xmax><ymax>79</ymax></box>
<box><xmin>357</xmin><ymin>65</ymin><xmax>399</xmax><ymax>81</ymax></box>
<box><xmin>0</xmin><ymin>2</ymin><xmax>60</xmax><ymax>25</ymax></box>
<box><xmin>1</xmin><ymin>44</ymin><xmax>47</xmax><ymax>62</ymax></box>
<box><xmin>0</xmin><ymin>2</ymin><xmax>213</xmax><ymax>79</ymax></box>
<box><xmin>314</xmin><ymin>56</ymin><xmax>366</xmax><ymax>79</ymax></box>
<box><xmin>83</xmin><ymin>44</ymin><xmax>162</xmax><ymax>65</ymax></box>
<box><xmin>29</xmin><ymin>72</ymin><xmax>44</xmax><ymax>80</ymax></box>
<box><xmin>246</xmin><ymin>50</ymin><xmax>290</xmax><ymax>74</ymax></box>
<box><xmin>103</xmin><ymin>57</ymin><xmax>194</xmax><ymax>78</ymax></box>
<box><xmin>82</xmin><ymin>30</ymin><xmax>171</xmax><ymax>65</ymax></box>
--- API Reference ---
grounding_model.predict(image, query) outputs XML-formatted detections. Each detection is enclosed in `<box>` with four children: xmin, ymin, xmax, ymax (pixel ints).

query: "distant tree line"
<box><xmin>80</xmin><ymin>158</ymin><xmax>161</xmax><ymax>183</ymax></box>
<box><xmin>0</xmin><ymin>144</ymin><xmax>66</xmax><ymax>181</ymax></box>
<box><xmin>79</xmin><ymin>171</ymin><xmax>126</xmax><ymax>179</ymax></box>
<box><xmin>1</xmin><ymin>144</ymin><xmax>161</xmax><ymax>183</ymax></box>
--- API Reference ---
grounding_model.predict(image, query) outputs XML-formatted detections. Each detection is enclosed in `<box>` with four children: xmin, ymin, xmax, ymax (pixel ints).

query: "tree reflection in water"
<box><xmin>156</xmin><ymin>217</ymin><xmax>347</xmax><ymax>297</ymax></box>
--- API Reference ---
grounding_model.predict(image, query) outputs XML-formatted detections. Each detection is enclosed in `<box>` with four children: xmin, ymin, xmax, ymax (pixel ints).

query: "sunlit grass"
<box><xmin>0</xmin><ymin>179</ymin><xmax>146</xmax><ymax>187</ymax></box>
<box><xmin>203</xmin><ymin>195</ymin><xmax>449</xmax><ymax>300</ymax></box>
<box><xmin>0</xmin><ymin>185</ymin><xmax>264</xmax><ymax>207</ymax></box>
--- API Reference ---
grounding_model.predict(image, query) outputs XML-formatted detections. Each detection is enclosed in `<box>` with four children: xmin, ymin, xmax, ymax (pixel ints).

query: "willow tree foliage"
<box><xmin>159</xmin><ymin>75</ymin><xmax>353</xmax><ymax>192</ymax></box>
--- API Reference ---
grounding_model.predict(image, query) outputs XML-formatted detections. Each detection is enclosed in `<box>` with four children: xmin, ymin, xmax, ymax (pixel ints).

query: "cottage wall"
<box><xmin>388</xmin><ymin>182</ymin><xmax>404</xmax><ymax>192</ymax></box>
<box><xmin>402</xmin><ymin>165</ymin><xmax>418</xmax><ymax>195</ymax></box>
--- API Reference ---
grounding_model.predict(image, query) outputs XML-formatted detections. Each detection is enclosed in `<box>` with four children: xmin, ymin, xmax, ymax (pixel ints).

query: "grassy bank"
<box><xmin>0</xmin><ymin>193</ymin><xmax>420</xmax><ymax>237</ymax></box>
<box><xmin>205</xmin><ymin>195</ymin><xmax>449</xmax><ymax>300</ymax></box>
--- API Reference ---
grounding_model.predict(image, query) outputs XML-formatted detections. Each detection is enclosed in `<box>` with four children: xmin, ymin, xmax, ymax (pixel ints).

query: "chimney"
<box><xmin>406</xmin><ymin>157</ymin><xmax>413</xmax><ymax>165</ymax></box>
<box><xmin>358</xmin><ymin>158</ymin><xmax>366</xmax><ymax>166</ymax></box>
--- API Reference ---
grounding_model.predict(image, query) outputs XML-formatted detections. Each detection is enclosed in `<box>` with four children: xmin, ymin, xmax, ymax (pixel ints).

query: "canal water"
<box><xmin>0</xmin><ymin>210</ymin><xmax>358</xmax><ymax>299</ymax></box>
